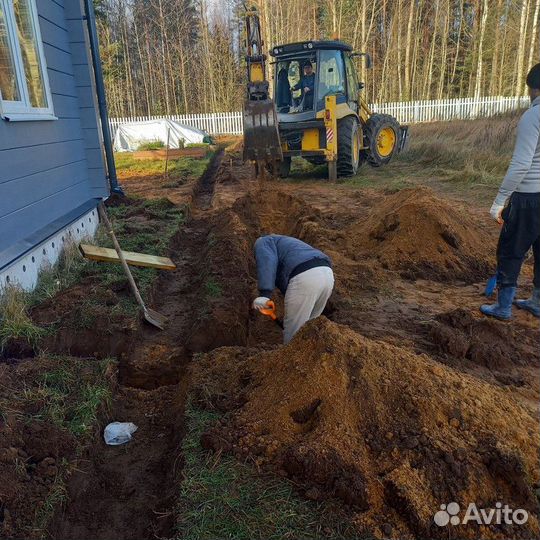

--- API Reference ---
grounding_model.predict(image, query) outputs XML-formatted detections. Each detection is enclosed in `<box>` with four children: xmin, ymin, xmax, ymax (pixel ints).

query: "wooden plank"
<box><xmin>79</xmin><ymin>244</ymin><xmax>176</xmax><ymax>270</ymax></box>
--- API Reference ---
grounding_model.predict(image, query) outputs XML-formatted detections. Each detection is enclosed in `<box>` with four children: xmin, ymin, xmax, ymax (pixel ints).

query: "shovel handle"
<box><xmin>97</xmin><ymin>202</ymin><xmax>147</xmax><ymax>313</ymax></box>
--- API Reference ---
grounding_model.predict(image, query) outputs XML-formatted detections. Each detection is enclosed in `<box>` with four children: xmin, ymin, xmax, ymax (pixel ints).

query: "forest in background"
<box><xmin>94</xmin><ymin>0</ymin><xmax>540</xmax><ymax>117</ymax></box>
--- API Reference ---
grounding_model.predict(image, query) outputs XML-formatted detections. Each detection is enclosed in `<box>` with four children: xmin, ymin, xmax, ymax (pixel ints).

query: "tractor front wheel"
<box><xmin>336</xmin><ymin>116</ymin><xmax>361</xmax><ymax>177</ymax></box>
<box><xmin>362</xmin><ymin>114</ymin><xmax>400</xmax><ymax>167</ymax></box>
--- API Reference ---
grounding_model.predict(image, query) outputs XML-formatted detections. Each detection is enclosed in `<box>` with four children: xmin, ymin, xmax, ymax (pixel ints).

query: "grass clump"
<box><xmin>137</xmin><ymin>139</ymin><xmax>166</xmax><ymax>151</ymax></box>
<box><xmin>0</xmin><ymin>286</ymin><xmax>45</xmax><ymax>352</ymax></box>
<box><xmin>24</xmin><ymin>356</ymin><xmax>114</xmax><ymax>437</ymax></box>
<box><xmin>176</xmin><ymin>401</ymin><xmax>357</xmax><ymax>540</ymax></box>
<box><xmin>186</xmin><ymin>142</ymin><xmax>211</xmax><ymax>149</ymax></box>
<box><xmin>30</xmin><ymin>241</ymin><xmax>89</xmax><ymax>307</ymax></box>
<box><xmin>33</xmin><ymin>467</ymin><xmax>69</xmax><ymax>536</ymax></box>
<box><xmin>204</xmin><ymin>277</ymin><xmax>222</xmax><ymax>299</ymax></box>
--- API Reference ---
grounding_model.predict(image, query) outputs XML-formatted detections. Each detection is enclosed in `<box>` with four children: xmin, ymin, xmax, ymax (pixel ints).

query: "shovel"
<box><xmin>259</xmin><ymin>300</ymin><xmax>284</xmax><ymax>329</ymax></box>
<box><xmin>98</xmin><ymin>202</ymin><xmax>167</xmax><ymax>330</ymax></box>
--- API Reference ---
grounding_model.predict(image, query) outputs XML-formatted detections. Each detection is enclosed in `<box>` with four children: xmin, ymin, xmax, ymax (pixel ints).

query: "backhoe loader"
<box><xmin>242</xmin><ymin>8</ymin><xmax>408</xmax><ymax>180</ymax></box>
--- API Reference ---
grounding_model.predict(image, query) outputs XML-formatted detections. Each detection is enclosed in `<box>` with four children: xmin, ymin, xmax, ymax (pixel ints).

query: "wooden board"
<box><xmin>79</xmin><ymin>244</ymin><xmax>176</xmax><ymax>270</ymax></box>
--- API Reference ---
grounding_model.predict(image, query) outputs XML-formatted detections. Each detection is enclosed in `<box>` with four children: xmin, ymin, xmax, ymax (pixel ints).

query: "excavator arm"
<box><xmin>243</xmin><ymin>8</ymin><xmax>282</xmax><ymax>173</ymax></box>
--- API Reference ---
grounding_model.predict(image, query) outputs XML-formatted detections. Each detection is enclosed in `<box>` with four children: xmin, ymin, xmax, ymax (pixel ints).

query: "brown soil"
<box><xmin>0</xmin><ymin>357</ymin><xmax>115</xmax><ymax>539</ymax></box>
<box><xmin>31</xmin><ymin>279</ymin><xmax>135</xmax><ymax>359</ymax></box>
<box><xmin>429</xmin><ymin>308</ymin><xmax>540</xmax><ymax>369</ymax></box>
<box><xmin>194</xmin><ymin>318</ymin><xmax>539</xmax><ymax>540</ymax></box>
<box><xmin>346</xmin><ymin>186</ymin><xmax>494</xmax><ymax>282</ymax></box>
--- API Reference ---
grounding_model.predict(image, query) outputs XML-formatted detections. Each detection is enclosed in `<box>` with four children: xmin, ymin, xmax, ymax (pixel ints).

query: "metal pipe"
<box><xmin>83</xmin><ymin>0</ymin><xmax>123</xmax><ymax>195</ymax></box>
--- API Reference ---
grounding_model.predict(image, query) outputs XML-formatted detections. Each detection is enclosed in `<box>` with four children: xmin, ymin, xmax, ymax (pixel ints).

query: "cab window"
<box><xmin>344</xmin><ymin>54</ymin><xmax>359</xmax><ymax>102</ymax></box>
<box><xmin>275</xmin><ymin>58</ymin><xmax>316</xmax><ymax>113</ymax></box>
<box><xmin>317</xmin><ymin>49</ymin><xmax>345</xmax><ymax>101</ymax></box>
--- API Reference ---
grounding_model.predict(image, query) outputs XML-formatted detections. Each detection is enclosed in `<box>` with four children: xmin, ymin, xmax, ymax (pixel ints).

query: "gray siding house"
<box><xmin>0</xmin><ymin>0</ymin><xmax>111</xmax><ymax>290</ymax></box>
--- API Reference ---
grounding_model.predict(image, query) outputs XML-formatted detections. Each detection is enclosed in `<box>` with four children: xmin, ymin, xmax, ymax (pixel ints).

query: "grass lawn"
<box><xmin>287</xmin><ymin>112</ymin><xmax>519</xmax><ymax>201</ymax></box>
<box><xmin>176</xmin><ymin>402</ymin><xmax>359</xmax><ymax>540</ymax></box>
<box><xmin>115</xmin><ymin>152</ymin><xmax>211</xmax><ymax>183</ymax></box>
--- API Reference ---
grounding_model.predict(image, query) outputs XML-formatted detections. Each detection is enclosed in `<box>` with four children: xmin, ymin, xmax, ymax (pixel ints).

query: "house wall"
<box><xmin>0</xmin><ymin>0</ymin><xmax>108</xmax><ymax>273</ymax></box>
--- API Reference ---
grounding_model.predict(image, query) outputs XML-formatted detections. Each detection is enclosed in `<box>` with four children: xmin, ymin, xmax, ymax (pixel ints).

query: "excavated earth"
<box><xmin>1</xmin><ymin>147</ymin><xmax>539</xmax><ymax>540</ymax></box>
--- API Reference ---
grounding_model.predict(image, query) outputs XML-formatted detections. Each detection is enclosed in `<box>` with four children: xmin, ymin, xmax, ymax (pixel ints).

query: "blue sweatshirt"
<box><xmin>254</xmin><ymin>235</ymin><xmax>332</xmax><ymax>296</ymax></box>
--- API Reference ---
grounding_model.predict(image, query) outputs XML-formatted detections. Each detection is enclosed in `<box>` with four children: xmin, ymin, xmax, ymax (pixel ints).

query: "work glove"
<box><xmin>489</xmin><ymin>202</ymin><xmax>505</xmax><ymax>224</ymax></box>
<box><xmin>252</xmin><ymin>296</ymin><xmax>271</xmax><ymax>311</ymax></box>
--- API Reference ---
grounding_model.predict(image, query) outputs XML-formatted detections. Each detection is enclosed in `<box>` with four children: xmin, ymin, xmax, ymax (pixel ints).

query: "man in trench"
<box><xmin>252</xmin><ymin>235</ymin><xmax>334</xmax><ymax>343</ymax></box>
<box><xmin>481</xmin><ymin>63</ymin><xmax>540</xmax><ymax>320</ymax></box>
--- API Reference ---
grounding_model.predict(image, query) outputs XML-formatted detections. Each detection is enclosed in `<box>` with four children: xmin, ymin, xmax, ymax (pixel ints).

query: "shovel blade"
<box><xmin>243</xmin><ymin>100</ymin><xmax>283</xmax><ymax>166</ymax></box>
<box><xmin>143</xmin><ymin>307</ymin><xmax>167</xmax><ymax>330</ymax></box>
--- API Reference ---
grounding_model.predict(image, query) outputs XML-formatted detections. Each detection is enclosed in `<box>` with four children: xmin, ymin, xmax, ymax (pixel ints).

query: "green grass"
<box><xmin>24</xmin><ymin>356</ymin><xmax>114</xmax><ymax>437</ymax></box>
<box><xmin>84</xmin><ymin>198</ymin><xmax>186</xmax><ymax>297</ymax></box>
<box><xmin>33</xmin><ymin>467</ymin><xmax>68</xmax><ymax>537</ymax></box>
<box><xmin>284</xmin><ymin>113</ymin><xmax>519</xmax><ymax>197</ymax></box>
<box><xmin>204</xmin><ymin>277</ymin><xmax>223</xmax><ymax>299</ymax></box>
<box><xmin>137</xmin><ymin>139</ymin><xmax>166</xmax><ymax>151</ymax></box>
<box><xmin>175</xmin><ymin>402</ymin><xmax>358</xmax><ymax>540</ymax></box>
<box><xmin>186</xmin><ymin>142</ymin><xmax>211</xmax><ymax>149</ymax></box>
<box><xmin>52</xmin><ymin>198</ymin><xmax>184</xmax><ymax>328</ymax></box>
<box><xmin>0</xmin><ymin>287</ymin><xmax>45</xmax><ymax>352</ymax></box>
<box><xmin>115</xmin><ymin>152</ymin><xmax>211</xmax><ymax>183</ymax></box>
<box><xmin>29</xmin><ymin>241</ymin><xmax>90</xmax><ymax>307</ymax></box>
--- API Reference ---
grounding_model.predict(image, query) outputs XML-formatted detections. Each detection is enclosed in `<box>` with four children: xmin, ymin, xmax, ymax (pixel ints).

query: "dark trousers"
<box><xmin>497</xmin><ymin>192</ymin><xmax>540</xmax><ymax>288</ymax></box>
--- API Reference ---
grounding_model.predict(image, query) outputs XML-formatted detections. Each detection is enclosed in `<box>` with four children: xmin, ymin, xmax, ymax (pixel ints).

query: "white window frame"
<box><xmin>0</xmin><ymin>0</ymin><xmax>56</xmax><ymax>121</ymax></box>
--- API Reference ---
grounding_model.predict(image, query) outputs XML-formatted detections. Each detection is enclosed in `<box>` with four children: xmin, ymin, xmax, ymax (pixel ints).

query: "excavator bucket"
<box><xmin>243</xmin><ymin>99</ymin><xmax>283</xmax><ymax>171</ymax></box>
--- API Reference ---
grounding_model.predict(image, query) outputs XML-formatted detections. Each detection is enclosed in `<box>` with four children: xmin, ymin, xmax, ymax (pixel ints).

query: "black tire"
<box><xmin>362</xmin><ymin>114</ymin><xmax>400</xmax><ymax>168</ymax></box>
<box><xmin>279</xmin><ymin>157</ymin><xmax>291</xmax><ymax>178</ymax></box>
<box><xmin>337</xmin><ymin>116</ymin><xmax>361</xmax><ymax>177</ymax></box>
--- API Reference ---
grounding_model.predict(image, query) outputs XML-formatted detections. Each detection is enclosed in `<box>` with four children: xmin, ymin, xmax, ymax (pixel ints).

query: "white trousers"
<box><xmin>283</xmin><ymin>266</ymin><xmax>335</xmax><ymax>344</ymax></box>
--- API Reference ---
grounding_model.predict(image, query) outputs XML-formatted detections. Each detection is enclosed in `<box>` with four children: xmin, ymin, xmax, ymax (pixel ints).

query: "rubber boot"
<box><xmin>480</xmin><ymin>286</ymin><xmax>516</xmax><ymax>320</ymax></box>
<box><xmin>514</xmin><ymin>287</ymin><xmax>540</xmax><ymax>318</ymax></box>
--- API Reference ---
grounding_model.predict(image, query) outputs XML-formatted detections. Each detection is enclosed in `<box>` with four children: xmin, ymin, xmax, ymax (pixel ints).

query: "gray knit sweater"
<box><xmin>494</xmin><ymin>95</ymin><xmax>540</xmax><ymax>206</ymax></box>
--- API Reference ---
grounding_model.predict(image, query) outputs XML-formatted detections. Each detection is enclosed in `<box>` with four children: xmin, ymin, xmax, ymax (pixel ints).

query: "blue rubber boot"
<box><xmin>480</xmin><ymin>286</ymin><xmax>516</xmax><ymax>320</ymax></box>
<box><xmin>514</xmin><ymin>287</ymin><xmax>540</xmax><ymax>318</ymax></box>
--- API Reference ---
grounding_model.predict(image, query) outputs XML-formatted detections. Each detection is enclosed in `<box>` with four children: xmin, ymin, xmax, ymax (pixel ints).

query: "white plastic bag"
<box><xmin>104</xmin><ymin>422</ymin><xmax>138</xmax><ymax>445</ymax></box>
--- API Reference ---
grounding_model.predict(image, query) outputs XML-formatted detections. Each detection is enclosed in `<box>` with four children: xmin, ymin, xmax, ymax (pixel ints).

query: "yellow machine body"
<box><xmin>242</xmin><ymin>12</ymin><xmax>408</xmax><ymax>179</ymax></box>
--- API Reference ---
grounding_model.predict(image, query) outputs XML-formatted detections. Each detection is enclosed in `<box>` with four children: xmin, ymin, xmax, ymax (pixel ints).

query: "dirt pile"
<box><xmin>429</xmin><ymin>308</ymin><xmax>540</xmax><ymax>370</ymax></box>
<box><xmin>193</xmin><ymin>318</ymin><xmax>539</xmax><ymax>539</ymax></box>
<box><xmin>346</xmin><ymin>187</ymin><xmax>493</xmax><ymax>282</ymax></box>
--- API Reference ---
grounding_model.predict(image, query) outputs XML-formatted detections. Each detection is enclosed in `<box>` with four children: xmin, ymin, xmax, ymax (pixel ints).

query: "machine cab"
<box><xmin>270</xmin><ymin>41</ymin><xmax>360</xmax><ymax>124</ymax></box>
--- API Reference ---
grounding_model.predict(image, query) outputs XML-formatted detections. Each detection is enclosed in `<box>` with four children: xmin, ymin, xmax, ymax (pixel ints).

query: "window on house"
<box><xmin>0</xmin><ymin>0</ymin><xmax>54</xmax><ymax>120</ymax></box>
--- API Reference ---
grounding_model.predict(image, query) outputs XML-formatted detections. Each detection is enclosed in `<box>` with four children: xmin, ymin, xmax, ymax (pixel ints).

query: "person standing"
<box><xmin>252</xmin><ymin>235</ymin><xmax>334</xmax><ymax>343</ymax></box>
<box><xmin>481</xmin><ymin>63</ymin><xmax>540</xmax><ymax>320</ymax></box>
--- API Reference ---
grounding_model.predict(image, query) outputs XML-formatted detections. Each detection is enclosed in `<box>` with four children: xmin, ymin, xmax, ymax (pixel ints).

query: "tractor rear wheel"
<box><xmin>362</xmin><ymin>114</ymin><xmax>400</xmax><ymax>167</ymax></box>
<box><xmin>337</xmin><ymin>115</ymin><xmax>361</xmax><ymax>177</ymax></box>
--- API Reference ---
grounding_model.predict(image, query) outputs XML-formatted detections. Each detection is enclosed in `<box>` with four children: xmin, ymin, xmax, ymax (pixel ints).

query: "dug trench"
<box><xmin>40</xmin><ymin>148</ymin><xmax>538</xmax><ymax>539</ymax></box>
<box><xmin>46</xmin><ymin>149</ymin><xmax>280</xmax><ymax>540</ymax></box>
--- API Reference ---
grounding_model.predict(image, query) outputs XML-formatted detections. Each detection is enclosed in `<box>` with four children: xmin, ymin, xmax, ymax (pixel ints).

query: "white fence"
<box><xmin>109</xmin><ymin>96</ymin><xmax>529</xmax><ymax>138</ymax></box>
<box><xmin>109</xmin><ymin>112</ymin><xmax>243</xmax><ymax>139</ymax></box>
<box><xmin>371</xmin><ymin>95</ymin><xmax>529</xmax><ymax>124</ymax></box>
